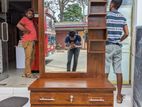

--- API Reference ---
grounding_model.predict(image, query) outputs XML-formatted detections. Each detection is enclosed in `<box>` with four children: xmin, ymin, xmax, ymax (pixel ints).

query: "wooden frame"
<box><xmin>37</xmin><ymin>0</ymin><xmax>107</xmax><ymax>78</ymax></box>
<box><xmin>37</xmin><ymin>0</ymin><xmax>92</xmax><ymax>78</ymax></box>
<box><xmin>38</xmin><ymin>0</ymin><xmax>45</xmax><ymax>76</ymax></box>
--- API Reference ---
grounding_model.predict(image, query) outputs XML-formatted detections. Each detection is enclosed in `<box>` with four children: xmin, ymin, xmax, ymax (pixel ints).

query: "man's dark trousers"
<box><xmin>67</xmin><ymin>48</ymin><xmax>80</xmax><ymax>71</ymax></box>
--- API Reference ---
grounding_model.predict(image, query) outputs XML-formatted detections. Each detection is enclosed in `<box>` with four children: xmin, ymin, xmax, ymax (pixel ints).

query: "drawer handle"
<box><xmin>70</xmin><ymin>95</ymin><xmax>74</xmax><ymax>103</ymax></box>
<box><xmin>39</xmin><ymin>97</ymin><xmax>55</xmax><ymax>101</ymax></box>
<box><xmin>89</xmin><ymin>98</ymin><xmax>105</xmax><ymax>102</ymax></box>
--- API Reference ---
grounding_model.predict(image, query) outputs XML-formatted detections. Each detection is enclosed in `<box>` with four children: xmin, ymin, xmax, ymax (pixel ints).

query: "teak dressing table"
<box><xmin>29</xmin><ymin>0</ymin><xmax>115</xmax><ymax>107</ymax></box>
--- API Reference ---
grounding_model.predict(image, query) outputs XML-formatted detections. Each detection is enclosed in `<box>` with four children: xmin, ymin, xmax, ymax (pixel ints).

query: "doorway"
<box><xmin>0</xmin><ymin>0</ymin><xmax>31</xmax><ymax>73</ymax></box>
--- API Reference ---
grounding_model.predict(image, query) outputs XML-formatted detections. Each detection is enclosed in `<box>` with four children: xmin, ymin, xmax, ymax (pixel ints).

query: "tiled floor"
<box><xmin>0</xmin><ymin>87</ymin><xmax>30</xmax><ymax>107</ymax></box>
<box><xmin>0</xmin><ymin>70</ymin><xmax>133</xmax><ymax>107</ymax></box>
<box><xmin>0</xmin><ymin>69</ymin><xmax>36</xmax><ymax>87</ymax></box>
<box><xmin>114</xmin><ymin>88</ymin><xmax>133</xmax><ymax>107</ymax></box>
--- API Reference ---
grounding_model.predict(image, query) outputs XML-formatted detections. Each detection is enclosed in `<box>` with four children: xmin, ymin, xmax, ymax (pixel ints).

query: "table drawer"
<box><xmin>31</xmin><ymin>92</ymin><xmax>113</xmax><ymax>106</ymax></box>
<box><xmin>31</xmin><ymin>105</ymin><xmax>113</xmax><ymax>107</ymax></box>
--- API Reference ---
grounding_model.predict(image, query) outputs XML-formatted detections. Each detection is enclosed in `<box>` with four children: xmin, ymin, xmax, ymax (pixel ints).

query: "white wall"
<box><xmin>131</xmin><ymin>0</ymin><xmax>137</xmax><ymax>87</ymax></box>
<box><xmin>136</xmin><ymin>0</ymin><xmax>142</xmax><ymax>26</ymax></box>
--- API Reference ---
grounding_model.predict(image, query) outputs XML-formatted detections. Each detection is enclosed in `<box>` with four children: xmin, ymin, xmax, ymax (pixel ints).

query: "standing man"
<box><xmin>17</xmin><ymin>8</ymin><xmax>37</xmax><ymax>78</ymax></box>
<box><xmin>105</xmin><ymin>0</ymin><xmax>129</xmax><ymax>103</ymax></box>
<box><xmin>65</xmin><ymin>31</ymin><xmax>81</xmax><ymax>72</ymax></box>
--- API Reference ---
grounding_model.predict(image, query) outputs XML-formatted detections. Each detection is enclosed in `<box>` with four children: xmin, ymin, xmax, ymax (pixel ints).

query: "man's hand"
<box><xmin>120</xmin><ymin>25</ymin><xmax>129</xmax><ymax>42</ymax></box>
<box><xmin>70</xmin><ymin>42</ymin><xmax>75</xmax><ymax>49</ymax></box>
<box><xmin>74</xmin><ymin>44</ymin><xmax>81</xmax><ymax>48</ymax></box>
<box><xmin>16</xmin><ymin>23</ymin><xmax>30</xmax><ymax>34</ymax></box>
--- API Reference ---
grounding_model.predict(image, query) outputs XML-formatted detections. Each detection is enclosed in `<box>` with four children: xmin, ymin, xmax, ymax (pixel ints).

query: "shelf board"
<box><xmin>88</xmin><ymin>13</ymin><xmax>106</xmax><ymax>16</ymax></box>
<box><xmin>88</xmin><ymin>27</ymin><xmax>107</xmax><ymax>30</ymax></box>
<box><xmin>90</xmin><ymin>0</ymin><xmax>107</xmax><ymax>5</ymax></box>
<box><xmin>89</xmin><ymin>39</ymin><xmax>106</xmax><ymax>42</ymax></box>
<box><xmin>88</xmin><ymin>51</ymin><xmax>105</xmax><ymax>54</ymax></box>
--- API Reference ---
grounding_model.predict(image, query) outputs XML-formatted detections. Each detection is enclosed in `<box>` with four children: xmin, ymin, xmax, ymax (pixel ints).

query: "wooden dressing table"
<box><xmin>29</xmin><ymin>0</ymin><xmax>115</xmax><ymax>107</ymax></box>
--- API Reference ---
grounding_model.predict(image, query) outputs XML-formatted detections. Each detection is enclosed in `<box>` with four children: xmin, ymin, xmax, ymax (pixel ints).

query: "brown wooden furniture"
<box><xmin>87</xmin><ymin>0</ymin><xmax>107</xmax><ymax>78</ymax></box>
<box><xmin>29</xmin><ymin>0</ymin><xmax>115</xmax><ymax>107</ymax></box>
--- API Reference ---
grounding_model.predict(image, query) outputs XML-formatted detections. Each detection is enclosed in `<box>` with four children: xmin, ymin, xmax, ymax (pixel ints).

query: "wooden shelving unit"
<box><xmin>87</xmin><ymin>0</ymin><xmax>107</xmax><ymax>76</ymax></box>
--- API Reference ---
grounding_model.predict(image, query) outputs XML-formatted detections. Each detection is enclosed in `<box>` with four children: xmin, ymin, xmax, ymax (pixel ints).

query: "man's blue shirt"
<box><xmin>65</xmin><ymin>35</ymin><xmax>81</xmax><ymax>47</ymax></box>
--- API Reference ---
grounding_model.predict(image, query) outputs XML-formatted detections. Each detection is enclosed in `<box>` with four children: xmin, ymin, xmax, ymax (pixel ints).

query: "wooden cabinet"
<box><xmin>29</xmin><ymin>78</ymin><xmax>114</xmax><ymax>107</ymax></box>
<box><xmin>29</xmin><ymin>77</ymin><xmax>115</xmax><ymax>106</ymax></box>
<box><xmin>31</xmin><ymin>92</ymin><xmax>113</xmax><ymax>105</ymax></box>
<box><xmin>29</xmin><ymin>0</ymin><xmax>115</xmax><ymax>107</ymax></box>
<box><xmin>87</xmin><ymin>0</ymin><xmax>107</xmax><ymax>76</ymax></box>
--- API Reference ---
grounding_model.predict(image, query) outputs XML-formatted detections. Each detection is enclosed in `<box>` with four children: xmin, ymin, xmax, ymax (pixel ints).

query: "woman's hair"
<box><xmin>111</xmin><ymin>0</ymin><xmax>123</xmax><ymax>9</ymax></box>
